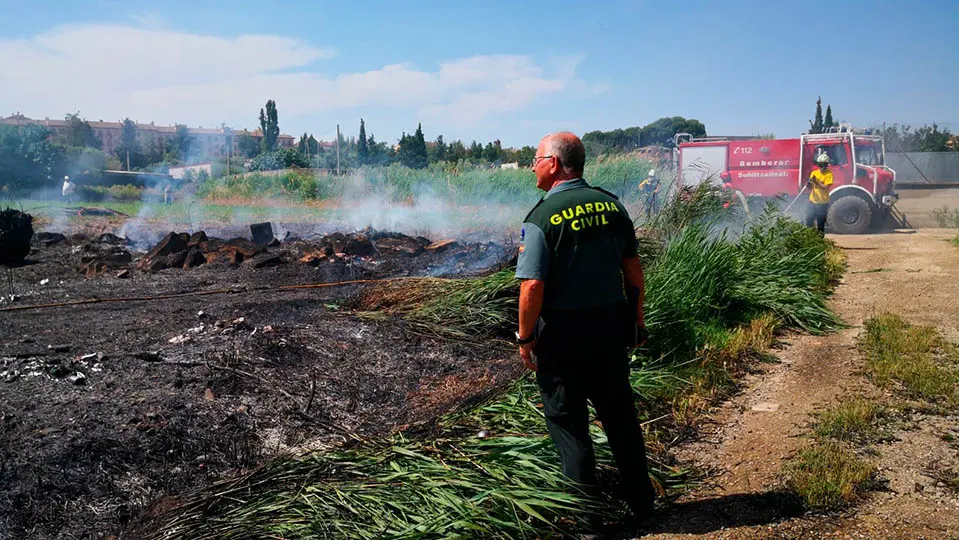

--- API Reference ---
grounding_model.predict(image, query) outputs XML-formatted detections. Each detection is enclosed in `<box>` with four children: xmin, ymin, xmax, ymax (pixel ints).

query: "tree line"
<box><xmin>808</xmin><ymin>97</ymin><xmax>957</xmax><ymax>151</ymax></box>
<box><xmin>6</xmin><ymin>97</ymin><xmax>954</xmax><ymax>192</ymax></box>
<box><xmin>581</xmin><ymin>117</ymin><xmax>707</xmax><ymax>156</ymax></box>
<box><xmin>273</xmin><ymin>119</ymin><xmax>537</xmax><ymax>172</ymax></box>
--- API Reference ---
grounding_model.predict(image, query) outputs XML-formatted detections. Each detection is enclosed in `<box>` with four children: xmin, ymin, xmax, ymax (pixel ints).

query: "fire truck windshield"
<box><xmin>856</xmin><ymin>145</ymin><xmax>883</xmax><ymax>165</ymax></box>
<box><xmin>814</xmin><ymin>145</ymin><xmax>848</xmax><ymax>166</ymax></box>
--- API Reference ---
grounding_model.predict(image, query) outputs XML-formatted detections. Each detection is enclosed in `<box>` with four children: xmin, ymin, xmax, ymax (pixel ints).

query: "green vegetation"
<box><xmin>249</xmin><ymin>148</ymin><xmax>310</xmax><ymax>171</ymax></box>
<box><xmin>258</xmin><ymin>99</ymin><xmax>280</xmax><ymax>152</ymax></box>
<box><xmin>396</xmin><ymin>123</ymin><xmax>429</xmax><ymax>169</ymax></box>
<box><xmin>813</xmin><ymin>398</ymin><xmax>886</xmax><ymax>443</ymax></box>
<box><xmin>859</xmin><ymin>314</ymin><xmax>959</xmax><ymax>405</ymax></box>
<box><xmin>785</xmin><ymin>312</ymin><xmax>959</xmax><ymax>512</ymax></box>
<box><xmin>808</xmin><ymin>97</ymin><xmax>839</xmax><ymax>134</ymax></box>
<box><xmin>148</xmin><ymin>186</ymin><xmax>845</xmax><ymax>539</ymax></box>
<box><xmin>75</xmin><ymin>184</ymin><xmax>143</xmax><ymax>202</ymax></box>
<box><xmin>357</xmin><ymin>269</ymin><xmax>517</xmax><ymax>340</ymax></box>
<box><xmin>1</xmin><ymin>97</ymin><xmax>698</xmax><ymax>195</ymax></box>
<box><xmin>783</xmin><ymin>441</ymin><xmax>876</xmax><ymax>511</ymax></box>
<box><xmin>883</xmin><ymin>123</ymin><xmax>958</xmax><ymax>153</ymax></box>
<box><xmin>582</xmin><ymin>116</ymin><xmax>706</xmax><ymax>155</ymax></box>
<box><xmin>197</xmin><ymin>153</ymin><xmax>653</xmax><ymax>205</ymax></box>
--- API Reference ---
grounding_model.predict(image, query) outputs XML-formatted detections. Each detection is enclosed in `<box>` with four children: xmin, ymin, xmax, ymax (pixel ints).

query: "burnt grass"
<box><xmin>0</xmin><ymin>229</ymin><xmax>518</xmax><ymax>539</ymax></box>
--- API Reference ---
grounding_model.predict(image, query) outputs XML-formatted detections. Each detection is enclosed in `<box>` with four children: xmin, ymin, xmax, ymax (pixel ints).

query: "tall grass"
<box><xmin>148</xmin><ymin>187</ymin><xmax>845</xmax><ymax>539</ymax></box>
<box><xmin>643</xmin><ymin>211</ymin><xmax>842</xmax><ymax>360</ymax></box>
<box><xmin>195</xmin><ymin>156</ymin><xmax>653</xmax><ymax>205</ymax></box>
<box><xmin>356</xmin><ymin>269</ymin><xmax>517</xmax><ymax>340</ymax></box>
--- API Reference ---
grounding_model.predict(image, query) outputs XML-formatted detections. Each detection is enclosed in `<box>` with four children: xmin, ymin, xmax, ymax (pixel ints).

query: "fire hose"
<box><xmin>783</xmin><ymin>182</ymin><xmax>811</xmax><ymax>213</ymax></box>
<box><xmin>0</xmin><ymin>278</ymin><xmax>405</xmax><ymax>313</ymax></box>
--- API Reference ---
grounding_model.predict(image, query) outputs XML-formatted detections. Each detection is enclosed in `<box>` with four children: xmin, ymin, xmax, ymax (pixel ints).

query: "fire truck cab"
<box><xmin>674</xmin><ymin>127</ymin><xmax>898</xmax><ymax>234</ymax></box>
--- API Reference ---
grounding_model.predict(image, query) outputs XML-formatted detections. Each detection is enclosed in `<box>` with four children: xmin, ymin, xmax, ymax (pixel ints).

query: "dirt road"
<box><xmin>641</xmin><ymin>228</ymin><xmax>959</xmax><ymax>539</ymax></box>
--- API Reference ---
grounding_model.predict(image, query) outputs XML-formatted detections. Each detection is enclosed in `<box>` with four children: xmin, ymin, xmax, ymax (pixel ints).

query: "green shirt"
<box><xmin>515</xmin><ymin>178</ymin><xmax>637</xmax><ymax>311</ymax></box>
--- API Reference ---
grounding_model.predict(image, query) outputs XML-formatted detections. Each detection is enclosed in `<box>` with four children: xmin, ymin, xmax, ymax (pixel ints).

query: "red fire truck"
<box><xmin>674</xmin><ymin>128</ymin><xmax>898</xmax><ymax>234</ymax></box>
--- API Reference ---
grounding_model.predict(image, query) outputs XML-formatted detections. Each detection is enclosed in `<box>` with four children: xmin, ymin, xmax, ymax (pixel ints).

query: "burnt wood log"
<box><xmin>250</xmin><ymin>222</ymin><xmax>275</xmax><ymax>245</ymax></box>
<box><xmin>0</xmin><ymin>209</ymin><xmax>33</xmax><ymax>265</ymax></box>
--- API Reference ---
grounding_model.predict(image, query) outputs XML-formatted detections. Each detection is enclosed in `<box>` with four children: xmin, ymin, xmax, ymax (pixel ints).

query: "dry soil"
<box><xmin>638</xmin><ymin>227</ymin><xmax>959</xmax><ymax>539</ymax></box>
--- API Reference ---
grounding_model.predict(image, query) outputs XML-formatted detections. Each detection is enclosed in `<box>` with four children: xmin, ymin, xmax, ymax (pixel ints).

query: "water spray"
<box><xmin>783</xmin><ymin>182</ymin><xmax>811</xmax><ymax>214</ymax></box>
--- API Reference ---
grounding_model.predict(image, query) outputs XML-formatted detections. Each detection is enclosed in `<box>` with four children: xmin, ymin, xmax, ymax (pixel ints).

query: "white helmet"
<box><xmin>648</xmin><ymin>169</ymin><xmax>656</xmax><ymax>177</ymax></box>
<box><xmin>64</xmin><ymin>175</ymin><xmax>70</xmax><ymax>181</ymax></box>
<box><xmin>815</xmin><ymin>153</ymin><xmax>831</xmax><ymax>166</ymax></box>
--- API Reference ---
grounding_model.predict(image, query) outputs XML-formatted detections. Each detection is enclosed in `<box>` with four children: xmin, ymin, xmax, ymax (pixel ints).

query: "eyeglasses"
<box><xmin>531</xmin><ymin>155</ymin><xmax>554</xmax><ymax>166</ymax></box>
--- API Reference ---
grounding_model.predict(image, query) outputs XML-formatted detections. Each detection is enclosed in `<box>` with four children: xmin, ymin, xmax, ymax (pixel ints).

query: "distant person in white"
<box><xmin>61</xmin><ymin>176</ymin><xmax>76</xmax><ymax>203</ymax></box>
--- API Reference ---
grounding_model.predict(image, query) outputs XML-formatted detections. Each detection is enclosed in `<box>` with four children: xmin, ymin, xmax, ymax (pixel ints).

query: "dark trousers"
<box><xmin>805</xmin><ymin>203</ymin><xmax>829</xmax><ymax>234</ymax></box>
<box><xmin>533</xmin><ymin>305</ymin><xmax>655</xmax><ymax>514</ymax></box>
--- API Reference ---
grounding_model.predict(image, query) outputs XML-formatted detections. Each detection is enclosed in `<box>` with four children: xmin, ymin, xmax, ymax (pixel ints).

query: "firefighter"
<box><xmin>806</xmin><ymin>153</ymin><xmax>833</xmax><ymax>235</ymax></box>
<box><xmin>639</xmin><ymin>169</ymin><xmax>661</xmax><ymax>214</ymax></box>
<box><xmin>515</xmin><ymin>132</ymin><xmax>656</xmax><ymax>520</ymax></box>
<box><xmin>61</xmin><ymin>176</ymin><xmax>76</xmax><ymax>203</ymax></box>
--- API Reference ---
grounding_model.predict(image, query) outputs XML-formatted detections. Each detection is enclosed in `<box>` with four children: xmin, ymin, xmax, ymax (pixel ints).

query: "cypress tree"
<box><xmin>357</xmin><ymin>119</ymin><xmax>369</xmax><ymax>165</ymax></box>
<box><xmin>809</xmin><ymin>96</ymin><xmax>824</xmax><ymax>134</ymax></box>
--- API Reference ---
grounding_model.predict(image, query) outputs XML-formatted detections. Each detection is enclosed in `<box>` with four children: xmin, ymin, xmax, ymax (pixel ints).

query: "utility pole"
<box><xmin>336</xmin><ymin>124</ymin><xmax>341</xmax><ymax>176</ymax></box>
<box><xmin>126</xmin><ymin>149</ymin><xmax>130</xmax><ymax>171</ymax></box>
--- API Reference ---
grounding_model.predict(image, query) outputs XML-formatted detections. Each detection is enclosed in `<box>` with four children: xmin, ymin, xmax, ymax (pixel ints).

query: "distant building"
<box><xmin>500</xmin><ymin>162</ymin><xmax>520</xmax><ymax>169</ymax></box>
<box><xmin>0</xmin><ymin>114</ymin><xmax>296</xmax><ymax>157</ymax></box>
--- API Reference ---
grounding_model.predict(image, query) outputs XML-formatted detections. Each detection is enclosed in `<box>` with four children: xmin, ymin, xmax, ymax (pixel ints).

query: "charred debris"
<box><xmin>27</xmin><ymin>222</ymin><xmax>507</xmax><ymax>280</ymax></box>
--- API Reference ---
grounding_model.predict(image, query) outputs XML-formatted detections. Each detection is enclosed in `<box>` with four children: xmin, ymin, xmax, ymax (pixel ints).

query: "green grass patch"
<box><xmin>813</xmin><ymin>398</ymin><xmax>886</xmax><ymax>443</ymax></box>
<box><xmin>859</xmin><ymin>314</ymin><xmax>959</xmax><ymax>406</ymax></box>
<box><xmin>783</xmin><ymin>440</ymin><xmax>877</xmax><ymax>511</ymax></box>
<box><xmin>195</xmin><ymin>155</ymin><xmax>652</xmax><ymax>205</ymax></box>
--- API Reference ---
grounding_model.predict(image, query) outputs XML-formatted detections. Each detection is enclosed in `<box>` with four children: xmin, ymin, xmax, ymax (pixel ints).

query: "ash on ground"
<box><xmin>0</xmin><ymin>225</ymin><xmax>519</xmax><ymax>539</ymax></box>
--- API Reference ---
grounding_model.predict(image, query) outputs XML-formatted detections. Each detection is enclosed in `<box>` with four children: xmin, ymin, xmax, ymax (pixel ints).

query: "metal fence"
<box><xmin>886</xmin><ymin>152</ymin><xmax>959</xmax><ymax>185</ymax></box>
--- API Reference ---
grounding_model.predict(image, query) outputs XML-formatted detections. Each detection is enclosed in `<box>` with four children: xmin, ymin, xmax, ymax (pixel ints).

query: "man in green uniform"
<box><xmin>515</xmin><ymin>131</ymin><xmax>655</xmax><ymax>518</ymax></box>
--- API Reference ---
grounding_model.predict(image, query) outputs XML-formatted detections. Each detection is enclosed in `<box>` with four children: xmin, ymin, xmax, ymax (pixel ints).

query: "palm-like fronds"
<box><xmin>149</xmin><ymin>188</ymin><xmax>846</xmax><ymax>539</ymax></box>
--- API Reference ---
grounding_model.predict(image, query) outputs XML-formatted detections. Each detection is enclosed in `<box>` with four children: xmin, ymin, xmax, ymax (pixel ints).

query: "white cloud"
<box><xmin>0</xmin><ymin>23</ymin><xmax>582</xmax><ymax>139</ymax></box>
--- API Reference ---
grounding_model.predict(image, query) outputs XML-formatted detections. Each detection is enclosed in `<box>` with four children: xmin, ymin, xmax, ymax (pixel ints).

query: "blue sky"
<box><xmin>0</xmin><ymin>0</ymin><xmax>956</xmax><ymax>148</ymax></box>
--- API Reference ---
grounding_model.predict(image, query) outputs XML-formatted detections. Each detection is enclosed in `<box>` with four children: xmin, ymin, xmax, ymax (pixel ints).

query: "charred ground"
<box><xmin>0</xmin><ymin>226</ymin><xmax>518</xmax><ymax>539</ymax></box>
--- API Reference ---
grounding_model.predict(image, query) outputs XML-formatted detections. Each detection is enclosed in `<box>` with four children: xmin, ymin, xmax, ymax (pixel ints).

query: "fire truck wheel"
<box><xmin>827</xmin><ymin>196</ymin><xmax>873</xmax><ymax>235</ymax></box>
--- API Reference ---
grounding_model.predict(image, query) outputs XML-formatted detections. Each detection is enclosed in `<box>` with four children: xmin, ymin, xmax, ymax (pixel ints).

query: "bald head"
<box><xmin>542</xmin><ymin>132</ymin><xmax>586</xmax><ymax>176</ymax></box>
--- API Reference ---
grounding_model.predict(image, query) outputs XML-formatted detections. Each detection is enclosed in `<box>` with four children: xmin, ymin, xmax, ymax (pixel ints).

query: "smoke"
<box><xmin>319</xmin><ymin>169</ymin><xmax>529</xmax><ymax>241</ymax></box>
